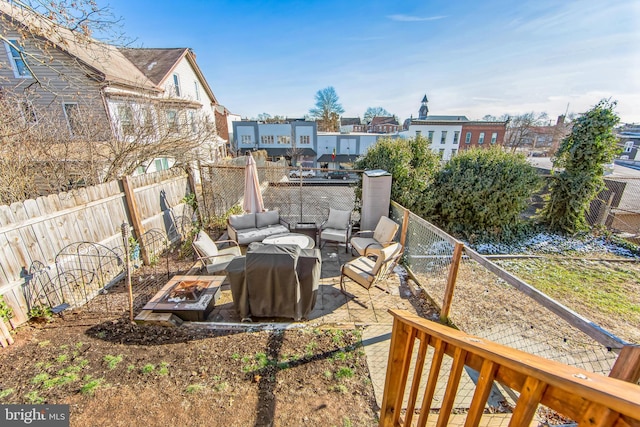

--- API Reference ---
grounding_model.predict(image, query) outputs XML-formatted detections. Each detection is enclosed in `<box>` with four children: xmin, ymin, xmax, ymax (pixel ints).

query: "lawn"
<box><xmin>496</xmin><ymin>258</ymin><xmax>640</xmax><ymax>343</ymax></box>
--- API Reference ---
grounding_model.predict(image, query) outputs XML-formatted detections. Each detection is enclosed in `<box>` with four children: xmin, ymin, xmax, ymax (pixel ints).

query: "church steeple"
<box><xmin>418</xmin><ymin>94</ymin><xmax>429</xmax><ymax>119</ymax></box>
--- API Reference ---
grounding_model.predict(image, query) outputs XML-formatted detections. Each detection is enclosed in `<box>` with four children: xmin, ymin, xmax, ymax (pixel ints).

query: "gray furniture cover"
<box><xmin>226</xmin><ymin>243</ymin><xmax>321</xmax><ymax>321</ymax></box>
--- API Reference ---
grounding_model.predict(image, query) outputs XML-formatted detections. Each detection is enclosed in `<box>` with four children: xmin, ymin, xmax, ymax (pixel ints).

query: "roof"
<box><xmin>370</xmin><ymin>116</ymin><xmax>399</xmax><ymax>126</ymax></box>
<box><xmin>341</xmin><ymin>117</ymin><xmax>361</xmax><ymax>126</ymax></box>
<box><xmin>0</xmin><ymin>2</ymin><xmax>158</xmax><ymax>92</ymax></box>
<box><xmin>413</xmin><ymin>115</ymin><xmax>469</xmax><ymax>122</ymax></box>
<box><xmin>119</xmin><ymin>48</ymin><xmax>187</xmax><ymax>85</ymax></box>
<box><xmin>121</xmin><ymin>47</ymin><xmax>218</xmax><ymax>104</ymax></box>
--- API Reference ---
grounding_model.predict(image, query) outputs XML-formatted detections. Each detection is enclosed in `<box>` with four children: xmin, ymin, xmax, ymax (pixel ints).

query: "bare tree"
<box><xmin>0</xmin><ymin>90</ymin><xmax>218</xmax><ymax>203</ymax></box>
<box><xmin>504</xmin><ymin>112</ymin><xmax>548</xmax><ymax>152</ymax></box>
<box><xmin>363</xmin><ymin>106</ymin><xmax>391</xmax><ymax>124</ymax></box>
<box><xmin>309</xmin><ymin>87</ymin><xmax>344</xmax><ymax>132</ymax></box>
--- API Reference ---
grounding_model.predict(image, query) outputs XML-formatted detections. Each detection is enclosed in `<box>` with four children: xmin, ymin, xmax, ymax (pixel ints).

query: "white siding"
<box><xmin>405</xmin><ymin>123</ymin><xmax>463</xmax><ymax>160</ymax></box>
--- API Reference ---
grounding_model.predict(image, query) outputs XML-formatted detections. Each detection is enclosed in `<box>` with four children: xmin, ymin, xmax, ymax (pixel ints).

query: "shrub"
<box><xmin>424</xmin><ymin>147</ymin><xmax>540</xmax><ymax>241</ymax></box>
<box><xmin>354</xmin><ymin>136</ymin><xmax>440</xmax><ymax>213</ymax></box>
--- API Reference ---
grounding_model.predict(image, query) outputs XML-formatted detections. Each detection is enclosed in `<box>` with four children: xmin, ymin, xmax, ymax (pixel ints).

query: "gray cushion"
<box><xmin>229</xmin><ymin>213</ymin><xmax>256</xmax><ymax>230</ymax></box>
<box><xmin>256</xmin><ymin>210</ymin><xmax>279</xmax><ymax>228</ymax></box>
<box><xmin>321</xmin><ymin>228</ymin><xmax>348</xmax><ymax>243</ymax></box>
<box><xmin>325</xmin><ymin>208</ymin><xmax>350</xmax><ymax>230</ymax></box>
<box><xmin>236</xmin><ymin>224</ymin><xmax>289</xmax><ymax>244</ymax></box>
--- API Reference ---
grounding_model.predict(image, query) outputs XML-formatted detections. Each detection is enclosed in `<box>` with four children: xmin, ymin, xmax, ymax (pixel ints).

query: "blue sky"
<box><xmin>106</xmin><ymin>0</ymin><xmax>640</xmax><ymax>123</ymax></box>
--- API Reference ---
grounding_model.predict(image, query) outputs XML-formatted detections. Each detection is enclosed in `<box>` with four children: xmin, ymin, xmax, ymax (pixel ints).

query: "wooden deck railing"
<box><xmin>380</xmin><ymin>309</ymin><xmax>640</xmax><ymax>427</ymax></box>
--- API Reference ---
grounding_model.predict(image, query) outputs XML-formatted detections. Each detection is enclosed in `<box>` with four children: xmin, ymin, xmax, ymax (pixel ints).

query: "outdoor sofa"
<box><xmin>227</xmin><ymin>210</ymin><xmax>290</xmax><ymax>245</ymax></box>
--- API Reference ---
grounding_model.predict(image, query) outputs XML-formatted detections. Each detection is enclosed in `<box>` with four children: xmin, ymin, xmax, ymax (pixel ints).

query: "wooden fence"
<box><xmin>0</xmin><ymin>168</ymin><xmax>194</xmax><ymax>328</ymax></box>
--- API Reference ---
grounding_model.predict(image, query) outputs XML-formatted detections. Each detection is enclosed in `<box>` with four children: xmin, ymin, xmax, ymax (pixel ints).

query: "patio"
<box><xmin>191</xmin><ymin>242</ymin><xmax>432</xmax><ymax>326</ymax></box>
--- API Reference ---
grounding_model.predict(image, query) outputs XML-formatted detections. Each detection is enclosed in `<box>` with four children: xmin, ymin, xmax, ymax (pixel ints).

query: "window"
<box><xmin>478</xmin><ymin>132</ymin><xmax>485</xmax><ymax>144</ymax></box>
<box><xmin>451</xmin><ymin>149</ymin><xmax>457</xmax><ymax>157</ymax></box>
<box><xmin>241</xmin><ymin>135</ymin><xmax>252</xmax><ymax>145</ymax></box>
<box><xmin>189</xmin><ymin>111</ymin><xmax>197</xmax><ymax>133</ymax></box>
<box><xmin>172</xmin><ymin>74</ymin><xmax>181</xmax><ymax>97</ymax></box>
<box><xmin>438</xmin><ymin>148</ymin><xmax>445</xmax><ymax>158</ymax></box>
<box><xmin>415</xmin><ymin>130</ymin><xmax>422</xmax><ymax>137</ymax></box>
<box><xmin>440</xmin><ymin>131</ymin><xmax>447</xmax><ymax>144</ymax></box>
<box><xmin>118</xmin><ymin>105</ymin><xmax>134</xmax><ymax>136</ymax></box>
<box><xmin>5</xmin><ymin>40</ymin><xmax>31</xmax><ymax>78</ymax></box>
<box><xmin>428</xmin><ymin>130</ymin><xmax>434</xmax><ymax>141</ymax></box>
<box><xmin>261</xmin><ymin>135</ymin><xmax>274</xmax><ymax>144</ymax></box>
<box><xmin>63</xmin><ymin>103</ymin><xmax>79</xmax><ymax>135</ymax></box>
<box><xmin>194</xmin><ymin>81</ymin><xmax>200</xmax><ymax>101</ymax></box>
<box><xmin>154</xmin><ymin>158</ymin><xmax>169</xmax><ymax>171</ymax></box>
<box><xmin>21</xmin><ymin>101</ymin><xmax>37</xmax><ymax>123</ymax></box>
<box><xmin>277</xmin><ymin>135</ymin><xmax>291</xmax><ymax>144</ymax></box>
<box><xmin>624</xmin><ymin>141</ymin><xmax>634</xmax><ymax>152</ymax></box>
<box><xmin>491</xmin><ymin>132</ymin><xmax>497</xmax><ymax>144</ymax></box>
<box><xmin>299</xmin><ymin>135</ymin><xmax>310</xmax><ymax>144</ymax></box>
<box><xmin>453</xmin><ymin>131</ymin><xmax>460</xmax><ymax>144</ymax></box>
<box><xmin>465</xmin><ymin>132</ymin><xmax>471</xmax><ymax>144</ymax></box>
<box><xmin>166</xmin><ymin>110</ymin><xmax>179</xmax><ymax>132</ymax></box>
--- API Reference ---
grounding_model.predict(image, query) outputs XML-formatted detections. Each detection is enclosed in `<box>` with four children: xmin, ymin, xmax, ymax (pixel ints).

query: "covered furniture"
<box><xmin>350</xmin><ymin>216</ymin><xmax>399</xmax><ymax>256</ymax></box>
<box><xmin>340</xmin><ymin>242</ymin><xmax>402</xmax><ymax>301</ymax></box>
<box><xmin>319</xmin><ymin>208</ymin><xmax>352</xmax><ymax>252</ymax></box>
<box><xmin>192</xmin><ymin>230</ymin><xmax>241</xmax><ymax>274</ymax></box>
<box><xmin>226</xmin><ymin>243</ymin><xmax>321</xmax><ymax>321</ymax></box>
<box><xmin>227</xmin><ymin>210</ymin><xmax>290</xmax><ymax>245</ymax></box>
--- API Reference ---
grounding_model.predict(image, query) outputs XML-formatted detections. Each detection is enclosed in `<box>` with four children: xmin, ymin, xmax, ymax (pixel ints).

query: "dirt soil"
<box><xmin>0</xmin><ymin>317</ymin><xmax>378</xmax><ymax>427</ymax></box>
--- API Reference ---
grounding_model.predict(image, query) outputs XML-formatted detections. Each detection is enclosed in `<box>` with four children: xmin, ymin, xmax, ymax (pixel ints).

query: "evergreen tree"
<box><xmin>541</xmin><ymin>100</ymin><xmax>620</xmax><ymax>233</ymax></box>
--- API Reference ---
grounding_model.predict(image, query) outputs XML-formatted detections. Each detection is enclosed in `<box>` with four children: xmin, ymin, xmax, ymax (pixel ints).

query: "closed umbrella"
<box><xmin>243</xmin><ymin>152</ymin><xmax>265</xmax><ymax>213</ymax></box>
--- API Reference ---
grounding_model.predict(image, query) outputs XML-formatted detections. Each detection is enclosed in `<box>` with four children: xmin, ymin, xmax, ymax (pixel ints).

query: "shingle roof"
<box><xmin>119</xmin><ymin>48</ymin><xmax>187</xmax><ymax>85</ymax></box>
<box><xmin>341</xmin><ymin>117</ymin><xmax>361</xmax><ymax>126</ymax></box>
<box><xmin>370</xmin><ymin>116</ymin><xmax>399</xmax><ymax>126</ymax></box>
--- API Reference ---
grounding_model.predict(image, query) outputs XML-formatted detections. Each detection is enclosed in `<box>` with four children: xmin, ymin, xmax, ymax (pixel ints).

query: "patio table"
<box><xmin>262</xmin><ymin>232</ymin><xmax>315</xmax><ymax>249</ymax></box>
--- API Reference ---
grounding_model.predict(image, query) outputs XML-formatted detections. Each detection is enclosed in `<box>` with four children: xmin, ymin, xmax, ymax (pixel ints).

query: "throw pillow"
<box><xmin>256</xmin><ymin>210</ymin><xmax>279</xmax><ymax>228</ymax></box>
<box><xmin>325</xmin><ymin>208</ymin><xmax>350</xmax><ymax>230</ymax></box>
<box><xmin>229</xmin><ymin>213</ymin><xmax>256</xmax><ymax>230</ymax></box>
<box><xmin>193</xmin><ymin>230</ymin><xmax>218</xmax><ymax>257</ymax></box>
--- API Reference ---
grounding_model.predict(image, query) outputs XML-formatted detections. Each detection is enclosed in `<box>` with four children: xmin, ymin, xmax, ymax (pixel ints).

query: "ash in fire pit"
<box><xmin>165</xmin><ymin>280</ymin><xmax>207</xmax><ymax>302</ymax></box>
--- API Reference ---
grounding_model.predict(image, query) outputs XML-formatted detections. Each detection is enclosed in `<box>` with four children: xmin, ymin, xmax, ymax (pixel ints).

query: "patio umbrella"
<box><xmin>243</xmin><ymin>152</ymin><xmax>265</xmax><ymax>213</ymax></box>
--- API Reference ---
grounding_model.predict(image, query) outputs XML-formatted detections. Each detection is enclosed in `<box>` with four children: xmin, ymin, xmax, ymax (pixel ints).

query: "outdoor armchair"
<box><xmin>339</xmin><ymin>242</ymin><xmax>403</xmax><ymax>305</ymax></box>
<box><xmin>192</xmin><ymin>230</ymin><xmax>241</xmax><ymax>274</ymax></box>
<box><xmin>319</xmin><ymin>208</ymin><xmax>352</xmax><ymax>253</ymax></box>
<box><xmin>350</xmin><ymin>216</ymin><xmax>399</xmax><ymax>256</ymax></box>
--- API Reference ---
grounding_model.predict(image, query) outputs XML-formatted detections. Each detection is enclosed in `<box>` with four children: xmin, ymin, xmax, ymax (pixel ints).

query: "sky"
<box><xmin>103</xmin><ymin>0</ymin><xmax>640</xmax><ymax>124</ymax></box>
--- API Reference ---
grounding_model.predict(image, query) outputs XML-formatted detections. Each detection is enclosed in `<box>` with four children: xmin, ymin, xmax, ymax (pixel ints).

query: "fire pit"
<box><xmin>166</xmin><ymin>280</ymin><xmax>207</xmax><ymax>302</ymax></box>
<box><xmin>143</xmin><ymin>275</ymin><xmax>223</xmax><ymax>321</ymax></box>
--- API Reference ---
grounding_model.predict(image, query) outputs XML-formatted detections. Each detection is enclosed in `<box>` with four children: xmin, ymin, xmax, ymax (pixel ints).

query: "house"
<box><xmin>368</xmin><ymin>116</ymin><xmax>400</xmax><ymax>134</ymax></box>
<box><xmin>340</xmin><ymin>117</ymin><xmax>365</xmax><ymax>133</ymax></box>
<box><xmin>233</xmin><ymin>120</ymin><xmax>318</xmax><ymax>165</ymax></box>
<box><xmin>120</xmin><ymin>47</ymin><xmax>226</xmax><ymax>166</ymax></box>
<box><xmin>616</xmin><ymin>125</ymin><xmax>640</xmax><ymax>165</ymax></box>
<box><xmin>232</xmin><ymin>119</ymin><xmax>389</xmax><ymax>168</ymax></box>
<box><xmin>458</xmin><ymin>121</ymin><xmax>507</xmax><ymax>152</ymax></box>
<box><xmin>0</xmin><ymin>2</ymin><xmax>225</xmax><ymax>184</ymax></box>
<box><xmin>399</xmin><ymin>95</ymin><xmax>507</xmax><ymax>160</ymax></box>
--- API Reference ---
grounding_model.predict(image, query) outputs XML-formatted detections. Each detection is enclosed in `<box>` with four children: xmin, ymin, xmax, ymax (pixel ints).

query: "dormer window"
<box><xmin>5</xmin><ymin>40</ymin><xmax>31</xmax><ymax>78</ymax></box>
<box><xmin>173</xmin><ymin>73</ymin><xmax>181</xmax><ymax>97</ymax></box>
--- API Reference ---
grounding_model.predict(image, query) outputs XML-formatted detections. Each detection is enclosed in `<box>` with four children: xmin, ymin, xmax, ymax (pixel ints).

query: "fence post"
<box><xmin>187</xmin><ymin>164</ymin><xmax>203</xmax><ymax>226</ymax></box>
<box><xmin>609</xmin><ymin>345</ymin><xmax>640</xmax><ymax>383</ymax></box>
<box><xmin>121</xmin><ymin>175</ymin><xmax>150</xmax><ymax>266</ymax></box>
<box><xmin>399</xmin><ymin>207</ymin><xmax>409</xmax><ymax>248</ymax></box>
<box><xmin>441</xmin><ymin>242</ymin><xmax>464</xmax><ymax>322</ymax></box>
<box><xmin>121</xmin><ymin>223</ymin><xmax>134</xmax><ymax>322</ymax></box>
